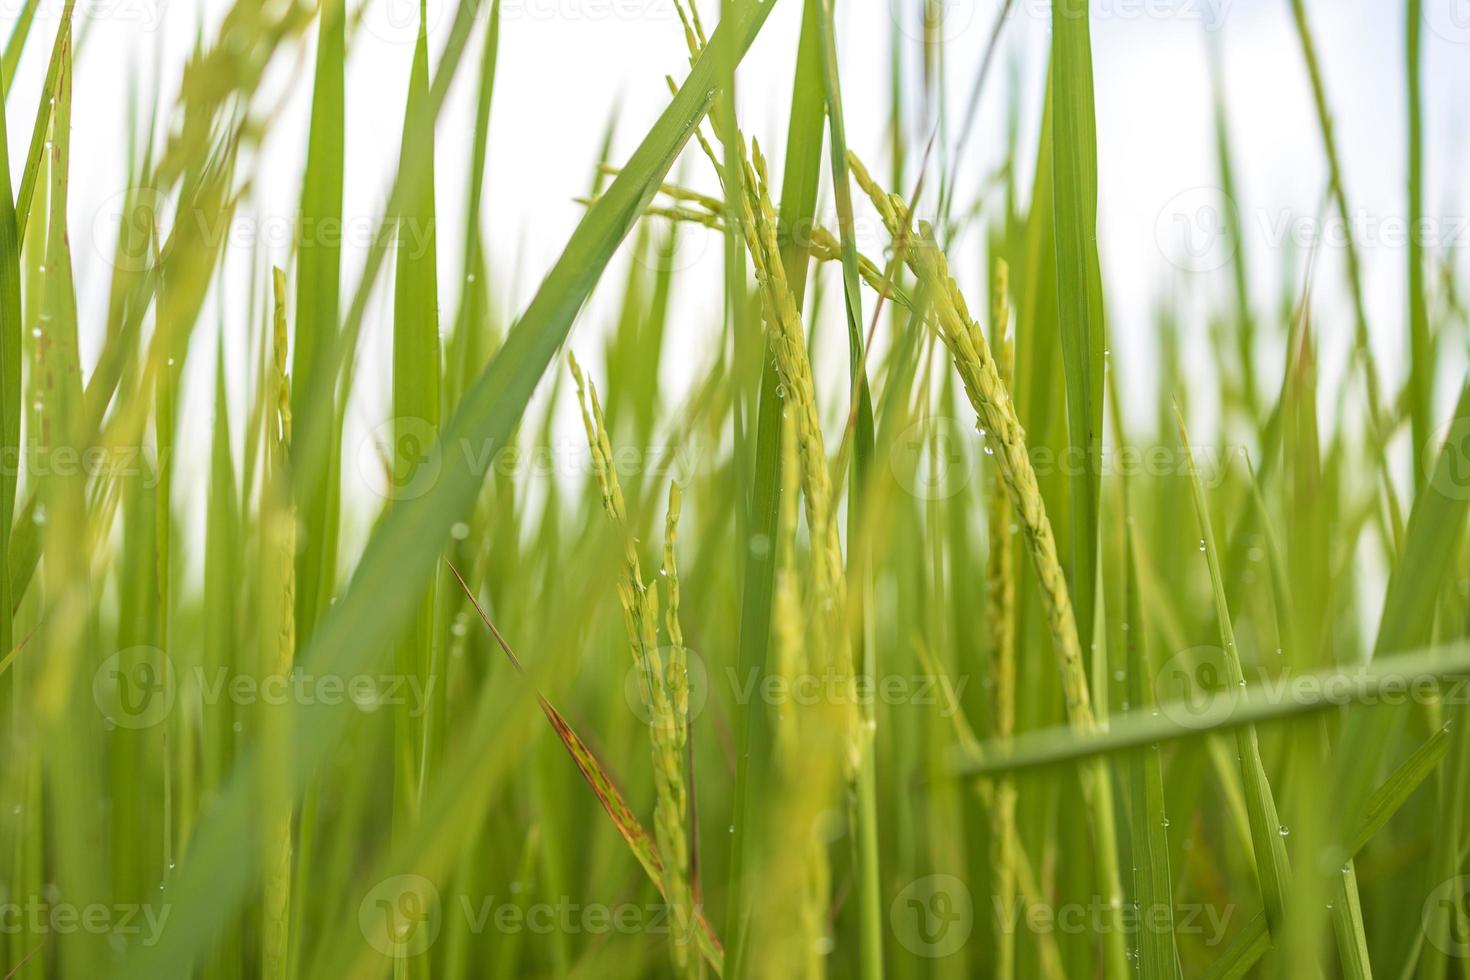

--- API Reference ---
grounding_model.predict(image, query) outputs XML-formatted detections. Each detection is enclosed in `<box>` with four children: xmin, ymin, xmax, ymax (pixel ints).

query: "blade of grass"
<box><xmin>449</xmin><ymin>0</ymin><xmax>501</xmax><ymax>398</ymax></box>
<box><xmin>291</xmin><ymin>0</ymin><xmax>346</xmax><ymax>647</ymax></box>
<box><xmin>32</xmin><ymin>36</ymin><xmax>108</xmax><ymax>975</ymax></box>
<box><xmin>1175</xmin><ymin>408</ymin><xmax>1292</xmax><ymax>941</ymax></box>
<box><xmin>955</xmin><ymin>643</ymin><xmax>1470</xmax><ymax>772</ymax></box>
<box><xmin>0</xmin><ymin>0</ymin><xmax>40</xmax><ymax>89</ymax></box>
<box><xmin>15</xmin><ymin>2</ymin><xmax>76</xmax><ymax>240</ymax></box>
<box><xmin>1287</xmin><ymin>0</ymin><xmax>1403</xmax><ymax>543</ymax></box>
<box><xmin>1406</xmin><ymin>0</ymin><xmax>1430</xmax><ymax>472</ymax></box>
<box><xmin>0</xmin><ymin>15</ymin><xmax>20</xmax><ymax>675</ymax></box>
<box><xmin>1207</xmin><ymin>42</ymin><xmax>1259</xmax><ymax>423</ymax></box>
<box><xmin>1123</xmin><ymin>510</ymin><xmax>1182</xmax><ymax>979</ymax></box>
<box><xmin>1050</xmin><ymin>0</ymin><xmax>1105</xmax><ymax>658</ymax></box>
<box><xmin>392</xmin><ymin>0</ymin><xmax>443</xmax><ymax>835</ymax></box>
<box><xmin>814</xmin><ymin>2</ymin><xmax>881</xmax><ymax>975</ymax></box>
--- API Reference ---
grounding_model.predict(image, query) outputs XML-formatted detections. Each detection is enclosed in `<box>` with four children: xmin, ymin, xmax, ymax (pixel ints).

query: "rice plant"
<box><xmin>2</xmin><ymin>0</ymin><xmax>1469</xmax><ymax>977</ymax></box>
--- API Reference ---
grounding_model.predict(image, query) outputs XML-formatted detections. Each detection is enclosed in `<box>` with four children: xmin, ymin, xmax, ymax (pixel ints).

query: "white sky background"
<box><xmin>5</xmin><ymin>0</ymin><xmax>1470</xmax><ymax>540</ymax></box>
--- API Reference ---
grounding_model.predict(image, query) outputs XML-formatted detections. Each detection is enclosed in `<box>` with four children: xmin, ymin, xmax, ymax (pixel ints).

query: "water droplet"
<box><xmin>450</xmin><ymin>521</ymin><xmax>469</xmax><ymax>540</ymax></box>
<box><xmin>1278</xmin><ymin>825</ymin><xmax>1290</xmax><ymax>838</ymax></box>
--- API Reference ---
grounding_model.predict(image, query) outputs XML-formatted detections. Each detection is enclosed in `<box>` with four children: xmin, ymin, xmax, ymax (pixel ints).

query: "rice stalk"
<box><xmin>748</xmin><ymin>406</ymin><xmax>838</xmax><ymax>979</ymax></box>
<box><xmin>670</xmin><ymin>10</ymin><xmax>857</xmax><ymax>783</ymax></box>
<box><xmin>985</xmin><ymin>257</ymin><xmax>1019</xmax><ymax>980</ymax></box>
<box><xmin>569</xmin><ymin>354</ymin><xmax>695</xmax><ymax>977</ymax></box>
<box><xmin>724</xmin><ymin>3</ymin><xmax>825</xmax><ymax>964</ymax></box>
<box><xmin>848</xmin><ymin>152</ymin><xmax>1086</xmax><ymax>722</ymax></box>
<box><xmin>260</xmin><ymin>267</ymin><xmax>296</xmax><ymax>980</ymax></box>
<box><xmin>583</xmin><ymin>185</ymin><xmax>911</xmax><ymax>308</ymax></box>
<box><xmin>1287</xmin><ymin>0</ymin><xmax>1403</xmax><ymax>544</ymax></box>
<box><xmin>847</xmin><ymin>150</ymin><xmax>1128</xmax><ymax>969</ymax></box>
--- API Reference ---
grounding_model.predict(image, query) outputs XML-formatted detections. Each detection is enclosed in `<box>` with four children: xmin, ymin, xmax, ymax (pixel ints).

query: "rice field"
<box><xmin>2</xmin><ymin>0</ymin><xmax>1470</xmax><ymax>976</ymax></box>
